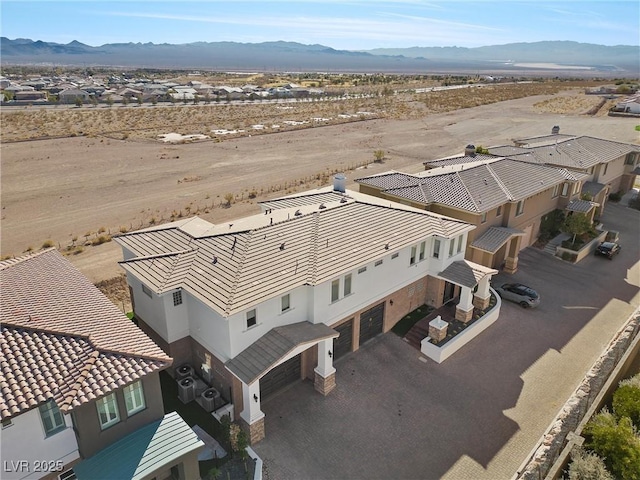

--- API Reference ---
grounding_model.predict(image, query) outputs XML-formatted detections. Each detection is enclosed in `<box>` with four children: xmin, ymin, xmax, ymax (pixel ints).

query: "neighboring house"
<box><xmin>0</xmin><ymin>249</ymin><xmax>203</xmax><ymax>480</ymax></box>
<box><xmin>57</xmin><ymin>88</ymin><xmax>91</xmax><ymax>104</ymax></box>
<box><xmin>490</xmin><ymin>133</ymin><xmax>640</xmax><ymax>217</ymax></box>
<box><xmin>357</xmin><ymin>157</ymin><xmax>586</xmax><ymax>273</ymax></box>
<box><xmin>13</xmin><ymin>90</ymin><xmax>48</xmax><ymax>102</ymax></box>
<box><xmin>115</xmin><ymin>183</ymin><xmax>497</xmax><ymax>443</ymax></box>
<box><xmin>612</xmin><ymin>93</ymin><xmax>640</xmax><ymax>114</ymax></box>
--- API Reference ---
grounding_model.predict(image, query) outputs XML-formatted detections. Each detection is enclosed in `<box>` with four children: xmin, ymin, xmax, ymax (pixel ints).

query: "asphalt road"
<box><xmin>252</xmin><ymin>201</ymin><xmax>640</xmax><ymax>480</ymax></box>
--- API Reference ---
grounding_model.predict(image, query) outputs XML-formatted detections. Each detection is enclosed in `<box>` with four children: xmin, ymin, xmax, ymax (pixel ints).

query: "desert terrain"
<box><xmin>1</xmin><ymin>86</ymin><xmax>637</xmax><ymax>309</ymax></box>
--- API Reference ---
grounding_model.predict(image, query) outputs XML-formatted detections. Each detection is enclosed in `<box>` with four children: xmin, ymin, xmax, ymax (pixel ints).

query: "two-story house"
<box><xmin>115</xmin><ymin>184</ymin><xmax>498</xmax><ymax>443</ymax></box>
<box><xmin>0</xmin><ymin>249</ymin><xmax>203</xmax><ymax>480</ymax></box>
<box><xmin>357</xmin><ymin>157</ymin><xmax>588</xmax><ymax>273</ymax></box>
<box><xmin>489</xmin><ymin>133</ymin><xmax>640</xmax><ymax>218</ymax></box>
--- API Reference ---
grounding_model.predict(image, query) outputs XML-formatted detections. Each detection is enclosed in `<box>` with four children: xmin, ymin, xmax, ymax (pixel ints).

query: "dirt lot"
<box><xmin>1</xmin><ymin>88</ymin><xmax>638</xmax><ymax>308</ymax></box>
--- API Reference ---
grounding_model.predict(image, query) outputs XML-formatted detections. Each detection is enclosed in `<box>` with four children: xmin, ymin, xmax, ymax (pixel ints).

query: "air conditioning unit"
<box><xmin>177</xmin><ymin>377</ymin><xmax>196</xmax><ymax>404</ymax></box>
<box><xmin>175</xmin><ymin>363</ymin><xmax>194</xmax><ymax>380</ymax></box>
<box><xmin>200</xmin><ymin>388</ymin><xmax>221</xmax><ymax>412</ymax></box>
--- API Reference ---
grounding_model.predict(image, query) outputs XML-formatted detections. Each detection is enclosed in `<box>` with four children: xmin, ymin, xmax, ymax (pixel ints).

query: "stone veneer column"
<box><xmin>473</xmin><ymin>275</ymin><xmax>491</xmax><ymax>310</ymax></box>
<box><xmin>503</xmin><ymin>237</ymin><xmax>520</xmax><ymax>274</ymax></box>
<box><xmin>239</xmin><ymin>416</ymin><xmax>265</xmax><ymax>445</ymax></box>
<box><xmin>428</xmin><ymin>316</ymin><xmax>448</xmax><ymax>342</ymax></box>
<box><xmin>240</xmin><ymin>381</ymin><xmax>265</xmax><ymax>444</ymax></box>
<box><xmin>455</xmin><ymin>286</ymin><xmax>474</xmax><ymax>323</ymax></box>
<box><xmin>314</xmin><ymin>338</ymin><xmax>337</xmax><ymax>395</ymax></box>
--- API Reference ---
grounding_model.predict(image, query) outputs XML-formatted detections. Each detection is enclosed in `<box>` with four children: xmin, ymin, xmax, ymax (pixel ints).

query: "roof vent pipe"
<box><xmin>465</xmin><ymin>145</ymin><xmax>476</xmax><ymax>157</ymax></box>
<box><xmin>333</xmin><ymin>173</ymin><xmax>346</xmax><ymax>193</ymax></box>
<box><xmin>552</xmin><ymin>125</ymin><xmax>560</xmax><ymax>134</ymax></box>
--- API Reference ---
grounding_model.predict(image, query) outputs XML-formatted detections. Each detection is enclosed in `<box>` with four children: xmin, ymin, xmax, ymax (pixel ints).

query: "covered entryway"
<box><xmin>442</xmin><ymin>281</ymin><xmax>456</xmax><ymax>304</ymax></box>
<box><xmin>260</xmin><ymin>354</ymin><xmax>301</xmax><ymax>401</ymax></box>
<box><xmin>332</xmin><ymin>319</ymin><xmax>354</xmax><ymax>361</ymax></box>
<box><xmin>359</xmin><ymin>302</ymin><xmax>384</xmax><ymax>345</ymax></box>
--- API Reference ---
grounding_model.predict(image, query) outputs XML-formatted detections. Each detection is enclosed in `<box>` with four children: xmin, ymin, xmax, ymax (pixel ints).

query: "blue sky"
<box><xmin>1</xmin><ymin>1</ymin><xmax>638</xmax><ymax>50</ymax></box>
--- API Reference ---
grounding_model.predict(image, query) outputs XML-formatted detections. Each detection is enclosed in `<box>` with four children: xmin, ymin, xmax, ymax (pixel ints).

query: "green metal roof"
<box><xmin>74</xmin><ymin>412</ymin><xmax>204</xmax><ymax>480</ymax></box>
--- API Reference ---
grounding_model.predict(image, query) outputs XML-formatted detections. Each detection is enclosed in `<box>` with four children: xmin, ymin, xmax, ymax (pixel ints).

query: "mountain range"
<box><xmin>1</xmin><ymin>38</ymin><xmax>638</xmax><ymax>76</ymax></box>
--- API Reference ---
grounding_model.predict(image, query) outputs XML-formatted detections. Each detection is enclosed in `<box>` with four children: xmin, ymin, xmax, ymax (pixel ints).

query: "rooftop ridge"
<box><xmin>455</xmin><ymin>171</ymin><xmax>481</xmax><ymax>212</ymax></box>
<box><xmin>307</xmin><ymin>211</ymin><xmax>320</xmax><ymax>285</ymax></box>
<box><xmin>59</xmin><ymin>350</ymin><xmax>100</xmax><ymax>412</ymax></box>
<box><xmin>0</xmin><ymin>247</ymin><xmax>56</xmax><ymax>270</ymax></box>
<box><xmin>225</xmin><ymin>230</ymin><xmax>252</xmax><ymax>315</ymax></box>
<box><xmin>118</xmin><ymin>248</ymin><xmax>196</xmax><ymax>264</ymax></box>
<box><xmin>485</xmin><ymin>162</ymin><xmax>514</xmax><ymax>201</ymax></box>
<box><xmin>157</xmin><ymin>250</ymin><xmax>195</xmax><ymax>293</ymax></box>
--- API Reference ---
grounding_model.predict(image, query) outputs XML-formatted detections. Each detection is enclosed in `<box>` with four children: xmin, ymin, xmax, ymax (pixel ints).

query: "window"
<box><xmin>456</xmin><ymin>235</ymin><xmax>463</xmax><ymax>254</ymax></box>
<box><xmin>39</xmin><ymin>400</ymin><xmax>65</xmax><ymax>436</ymax></box>
<box><xmin>281</xmin><ymin>294</ymin><xmax>290</xmax><ymax>312</ymax></box>
<box><xmin>172</xmin><ymin>290</ymin><xmax>182</xmax><ymax>306</ymax></box>
<box><xmin>391</xmin><ymin>252</ymin><xmax>399</xmax><ymax>259</ymax></box>
<box><xmin>418</xmin><ymin>241</ymin><xmax>426</xmax><ymax>261</ymax></box>
<box><xmin>358</xmin><ymin>266</ymin><xmax>367</xmax><ymax>274</ymax></box>
<box><xmin>97</xmin><ymin>393</ymin><xmax>120</xmax><ymax>430</ymax></box>
<box><xmin>374</xmin><ymin>259</ymin><xmax>383</xmax><ymax>267</ymax></box>
<box><xmin>573</xmin><ymin>182</ymin><xmax>580</xmax><ymax>195</ymax></box>
<box><xmin>561</xmin><ymin>183</ymin><xmax>569</xmax><ymax>196</ymax></box>
<box><xmin>331</xmin><ymin>279</ymin><xmax>340</xmax><ymax>302</ymax></box>
<box><xmin>246</xmin><ymin>309</ymin><xmax>257</xmax><ymax>328</ymax></box>
<box><xmin>516</xmin><ymin>201</ymin><xmax>524</xmax><ymax>216</ymax></box>
<box><xmin>432</xmin><ymin>239</ymin><xmax>441</xmax><ymax>258</ymax></box>
<box><xmin>552</xmin><ymin>184</ymin><xmax>559</xmax><ymax>198</ymax></box>
<box><xmin>481</xmin><ymin>212</ymin><xmax>487</xmax><ymax>223</ymax></box>
<box><xmin>2</xmin><ymin>419</ymin><xmax>12</xmax><ymax>429</ymax></box>
<box><xmin>141</xmin><ymin>284</ymin><xmax>152</xmax><ymax>297</ymax></box>
<box><xmin>448</xmin><ymin>239</ymin><xmax>455</xmax><ymax>257</ymax></box>
<box><xmin>496</xmin><ymin>205</ymin><xmax>502</xmax><ymax>216</ymax></box>
<box><xmin>625</xmin><ymin>153</ymin><xmax>639</xmax><ymax>165</ymax></box>
<box><xmin>124</xmin><ymin>381</ymin><xmax>145</xmax><ymax>416</ymax></box>
<box><xmin>603</xmin><ymin>163</ymin><xmax>608</xmax><ymax>176</ymax></box>
<box><xmin>344</xmin><ymin>274</ymin><xmax>352</xmax><ymax>296</ymax></box>
<box><xmin>410</xmin><ymin>245</ymin><xmax>417</xmax><ymax>265</ymax></box>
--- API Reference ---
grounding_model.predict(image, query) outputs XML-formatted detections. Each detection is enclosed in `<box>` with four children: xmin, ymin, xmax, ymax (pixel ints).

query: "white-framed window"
<box><xmin>448</xmin><ymin>239</ymin><xmax>455</xmax><ymax>257</ymax></box>
<box><xmin>433</xmin><ymin>239</ymin><xmax>441</xmax><ymax>258</ymax></box>
<box><xmin>374</xmin><ymin>259</ymin><xmax>383</xmax><ymax>267</ymax></box>
<box><xmin>496</xmin><ymin>205</ymin><xmax>502</xmax><ymax>216</ymax></box>
<box><xmin>141</xmin><ymin>284</ymin><xmax>152</xmax><ymax>297</ymax></box>
<box><xmin>391</xmin><ymin>252</ymin><xmax>399</xmax><ymax>259</ymax></box>
<box><xmin>172</xmin><ymin>290</ymin><xmax>182</xmax><ymax>306</ymax></box>
<box><xmin>358</xmin><ymin>266</ymin><xmax>367</xmax><ymax>274</ymax></box>
<box><xmin>331</xmin><ymin>279</ymin><xmax>340</xmax><ymax>302</ymax></box>
<box><xmin>281</xmin><ymin>294</ymin><xmax>290</xmax><ymax>312</ymax></box>
<box><xmin>552</xmin><ymin>185</ymin><xmax>559</xmax><ymax>198</ymax></box>
<box><xmin>97</xmin><ymin>393</ymin><xmax>120</xmax><ymax>430</ymax></box>
<box><xmin>39</xmin><ymin>400</ymin><xmax>65</xmax><ymax>436</ymax></box>
<box><xmin>456</xmin><ymin>235</ymin><xmax>463</xmax><ymax>254</ymax></box>
<box><xmin>572</xmin><ymin>182</ymin><xmax>580</xmax><ymax>195</ymax></box>
<box><xmin>246</xmin><ymin>309</ymin><xmax>257</xmax><ymax>328</ymax></box>
<box><xmin>516</xmin><ymin>201</ymin><xmax>524</xmax><ymax>216</ymax></box>
<box><xmin>418</xmin><ymin>241</ymin><xmax>426</xmax><ymax>261</ymax></box>
<box><xmin>481</xmin><ymin>212</ymin><xmax>487</xmax><ymax>223</ymax></box>
<box><xmin>124</xmin><ymin>381</ymin><xmax>145</xmax><ymax>416</ymax></box>
<box><xmin>561</xmin><ymin>183</ymin><xmax>569</xmax><ymax>196</ymax></box>
<box><xmin>344</xmin><ymin>274</ymin><xmax>352</xmax><ymax>296</ymax></box>
<box><xmin>410</xmin><ymin>245</ymin><xmax>417</xmax><ymax>265</ymax></box>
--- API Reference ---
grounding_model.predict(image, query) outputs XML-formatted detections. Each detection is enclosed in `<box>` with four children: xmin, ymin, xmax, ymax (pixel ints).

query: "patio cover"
<box><xmin>437</xmin><ymin>260</ymin><xmax>498</xmax><ymax>289</ymax></box>
<box><xmin>566</xmin><ymin>199</ymin><xmax>599</xmax><ymax>213</ymax></box>
<box><xmin>225</xmin><ymin>321</ymin><xmax>339</xmax><ymax>385</ymax></box>
<box><xmin>73</xmin><ymin>412</ymin><xmax>203</xmax><ymax>480</ymax></box>
<box><xmin>470</xmin><ymin>227</ymin><xmax>524</xmax><ymax>254</ymax></box>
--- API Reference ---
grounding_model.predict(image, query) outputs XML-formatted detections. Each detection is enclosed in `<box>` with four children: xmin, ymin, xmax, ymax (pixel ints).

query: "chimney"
<box><xmin>552</xmin><ymin>125</ymin><xmax>560</xmax><ymax>134</ymax></box>
<box><xmin>333</xmin><ymin>173</ymin><xmax>346</xmax><ymax>193</ymax></box>
<box><xmin>465</xmin><ymin>144</ymin><xmax>476</xmax><ymax>157</ymax></box>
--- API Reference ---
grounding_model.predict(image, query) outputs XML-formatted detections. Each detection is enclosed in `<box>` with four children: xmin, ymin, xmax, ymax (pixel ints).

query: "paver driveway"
<box><xmin>253</xmin><ymin>203</ymin><xmax>640</xmax><ymax>480</ymax></box>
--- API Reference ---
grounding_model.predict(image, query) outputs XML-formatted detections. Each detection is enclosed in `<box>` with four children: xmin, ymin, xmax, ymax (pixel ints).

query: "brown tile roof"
<box><xmin>116</xmin><ymin>190</ymin><xmax>473</xmax><ymax>316</ymax></box>
<box><xmin>0</xmin><ymin>249</ymin><xmax>171</xmax><ymax>420</ymax></box>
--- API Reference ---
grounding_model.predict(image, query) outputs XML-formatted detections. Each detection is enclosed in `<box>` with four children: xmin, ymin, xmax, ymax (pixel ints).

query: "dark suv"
<box><xmin>594</xmin><ymin>242</ymin><xmax>621</xmax><ymax>259</ymax></box>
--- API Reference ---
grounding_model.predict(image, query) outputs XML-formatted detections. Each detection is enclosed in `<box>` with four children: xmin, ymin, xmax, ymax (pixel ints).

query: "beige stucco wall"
<box><xmin>73</xmin><ymin>373</ymin><xmax>165</xmax><ymax>459</ymax></box>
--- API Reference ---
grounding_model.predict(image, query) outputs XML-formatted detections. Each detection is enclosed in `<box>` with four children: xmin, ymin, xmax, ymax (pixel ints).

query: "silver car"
<box><xmin>495</xmin><ymin>283</ymin><xmax>540</xmax><ymax>308</ymax></box>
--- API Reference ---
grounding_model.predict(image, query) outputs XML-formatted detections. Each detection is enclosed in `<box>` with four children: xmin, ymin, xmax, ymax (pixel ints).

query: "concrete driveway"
<box><xmin>253</xmin><ymin>202</ymin><xmax>640</xmax><ymax>480</ymax></box>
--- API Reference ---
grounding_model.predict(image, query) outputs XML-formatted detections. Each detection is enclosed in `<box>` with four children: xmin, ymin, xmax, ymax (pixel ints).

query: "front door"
<box><xmin>443</xmin><ymin>281</ymin><xmax>456</xmax><ymax>304</ymax></box>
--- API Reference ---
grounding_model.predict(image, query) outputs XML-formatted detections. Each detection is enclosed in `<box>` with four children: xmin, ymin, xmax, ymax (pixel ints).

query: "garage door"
<box><xmin>333</xmin><ymin>319</ymin><xmax>354</xmax><ymax>360</ymax></box>
<box><xmin>359</xmin><ymin>302</ymin><xmax>385</xmax><ymax>345</ymax></box>
<box><xmin>260</xmin><ymin>354</ymin><xmax>301</xmax><ymax>401</ymax></box>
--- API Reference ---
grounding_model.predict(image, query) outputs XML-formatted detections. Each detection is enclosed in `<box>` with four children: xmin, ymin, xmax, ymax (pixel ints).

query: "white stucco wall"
<box><xmin>0</xmin><ymin>409</ymin><xmax>78</xmax><ymax>480</ymax></box>
<box><xmin>127</xmin><ymin>274</ymin><xmax>169</xmax><ymax>341</ymax></box>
